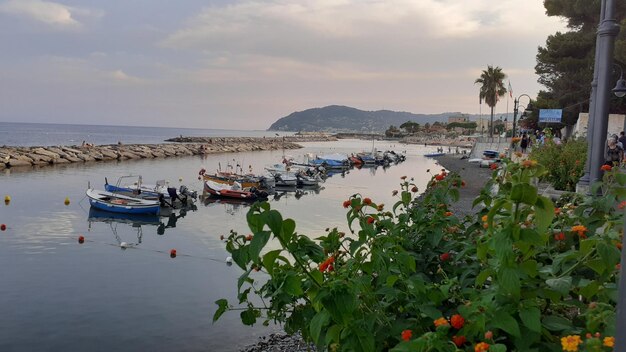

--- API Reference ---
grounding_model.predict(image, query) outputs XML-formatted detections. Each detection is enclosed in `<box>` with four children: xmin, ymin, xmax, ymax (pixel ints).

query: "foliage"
<box><xmin>400</xmin><ymin>121</ymin><xmax>421</xmax><ymax>134</ymax></box>
<box><xmin>529</xmin><ymin>138</ymin><xmax>588</xmax><ymax>191</ymax></box>
<box><xmin>215</xmin><ymin>159</ymin><xmax>625</xmax><ymax>351</ymax></box>
<box><xmin>535</xmin><ymin>0</ymin><xmax>626</xmax><ymax>124</ymax></box>
<box><xmin>475</xmin><ymin>66</ymin><xmax>508</xmax><ymax>137</ymax></box>
<box><xmin>447</xmin><ymin>122</ymin><xmax>477</xmax><ymax>131</ymax></box>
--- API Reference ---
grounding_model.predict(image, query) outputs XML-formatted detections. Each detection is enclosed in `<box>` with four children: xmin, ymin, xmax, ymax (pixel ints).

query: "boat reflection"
<box><xmin>202</xmin><ymin>196</ymin><xmax>255</xmax><ymax>215</ymax></box>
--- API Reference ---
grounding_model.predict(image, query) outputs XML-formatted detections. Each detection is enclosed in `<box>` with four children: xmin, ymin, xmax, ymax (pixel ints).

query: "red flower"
<box><xmin>319</xmin><ymin>256</ymin><xmax>335</xmax><ymax>272</ymax></box>
<box><xmin>489</xmin><ymin>163</ymin><xmax>498</xmax><ymax>170</ymax></box>
<box><xmin>444</xmin><ymin>211</ymin><xmax>453</xmax><ymax>217</ymax></box>
<box><xmin>554</xmin><ymin>232</ymin><xmax>565</xmax><ymax>241</ymax></box>
<box><xmin>343</xmin><ymin>200</ymin><xmax>351</xmax><ymax>208</ymax></box>
<box><xmin>475</xmin><ymin>342</ymin><xmax>490</xmax><ymax>352</ymax></box>
<box><xmin>484</xmin><ymin>331</ymin><xmax>493</xmax><ymax>340</ymax></box>
<box><xmin>461</xmin><ymin>180</ymin><xmax>466</xmax><ymax>187</ymax></box>
<box><xmin>450</xmin><ymin>314</ymin><xmax>465</xmax><ymax>329</ymax></box>
<box><xmin>601</xmin><ymin>164</ymin><xmax>612</xmax><ymax>171</ymax></box>
<box><xmin>435</xmin><ymin>174</ymin><xmax>445</xmax><ymax>181</ymax></box>
<box><xmin>363</xmin><ymin>198</ymin><xmax>372</xmax><ymax>205</ymax></box>
<box><xmin>618</xmin><ymin>201</ymin><xmax>626</xmax><ymax>210</ymax></box>
<box><xmin>411</xmin><ymin>186</ymin><xmax>418</xmax><ymax>193</ymax></box>
<box><xmin>245</xmin><ymin>234</ymin><xmax>253</xmax><ymax>241</ymax></box>
<box><xmin>554</xmin><ymin>207</ymin><xmax>561</xmax><ymax>215</ymax></box>
<box><xmin>367</xmin><ymin>216</ymin><xmax>375</xmax><ymax>224</ymax></box>
<box><xmin>401</xmin><ymin>176</ymin><xmax>407</xmax><ymax>180</ymax></box>
<box><xmin>440</xmin><ymin>253</ymin><xmax>450</xmax><ymax>261</ymax></box>
<box><xmin>452</xmin><ymin>335</ymin><xmax>467</xmax><ymax>347</ymax></box>
<box><xmin>219</xmin><ymin>235</ymin><xmax>225</xmax><ymax>241</ymax></box>
<box><xmin>401</xmin><ymin>329</ymin><xmax>412</xmax><ymax>341</ymax></box>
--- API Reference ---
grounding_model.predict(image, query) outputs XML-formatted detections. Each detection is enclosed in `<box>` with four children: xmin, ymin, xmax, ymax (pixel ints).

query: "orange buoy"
<box><xmin>0</xmin><ymin>224</ymin><xmax>6</xmax><ymax>231</ymax></box>
<box><xmin>64</xmin><ymin>197</ymin><xmax>70</xmax><ymax>206</ymax></box>
<box><xmin>170</xmin><ymin>249</ymin><xmax>177</xmax><ymax>258</ymax></box>
<box><xmin>78</xmin><ymin>235</ymin><xmax>85</xmax><ymax>244</ymax></box>
<box><xmin>4</xmin><ymin>195</ymin><xmax>10</xmax><ymax>205</ymax></box>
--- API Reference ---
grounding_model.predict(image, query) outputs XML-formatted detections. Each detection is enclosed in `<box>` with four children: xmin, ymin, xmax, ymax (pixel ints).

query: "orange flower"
<box><xmin>571</xmin><ymin>225</ymin><xmax>587</xmax><ymax>238</ymax></box>
<box><xmin>319</xmin><ymin>256</ymin><xmax>335</xmax><ymax>272</ymax></box>
<box><xmin>489</xmin><ymin>163</ymin><xmax>498</xmax><ymax>170</ymax></box>
<box><xmin>434</xmin><ymin>317</ymin><xmax>449</xmax><ymax>327</ymax></box>
<box><xmin>554</xmin><ymin>207</ymin><xmax>561</xmax><ymax>215</ymax></box>
<box><xmin>363</xmin><ymin>198</ymin><xmax>372</xmax><ymax>205</ymax></box>
<box><xmin>445</xmin><ymin>211</ymin><xmax>453</xmax><ymax>217</ymax></box>
<box><xmin>450</xmin><ymin>314</ymin><xmax>465</xmax><ymax>329</ymax></box>
<box><xmin>401</xmin><ymin>329</ymin><xmax>412</xmax><ymax>341</ymax></box>
<box><xmin>521</xmin><ymin>159</ymin><xmax>538</xmax><ymax>168</ymax></box>
<box><xmin>452</xmin><ymin>335</ymin><xmax>467</xmax><ymax>347</ymax></box>
<box><xmin>484</xmin><ymin>331</ymin><xmax>493</xmax><ymax>340</ymax></box>
<box><xmin>618</xmin><ymin>201</ymin><xmax>626</xmax><ymax>210</ymax></box>
<box><xmin>601</xmin><ymin>164</ymin><xmax>612</xmax><ymax>171</ymax></box>
<box><xmin>377</xmin><ymin>204</ymin><xmax>384</xmax><ymax>211</ymax></box>
<box><xmin>474</xmin><ymin>342</ymin><xmax>490</xmax><ymax>352</ymax></box>
<box><xmin>481</xmin><ymin>215</ymin><xmax>488</xmax><ymax>222</ymax></box>
<box><xmin>603</xmin><ymin>336</ymin><xmax>615</xmax><ymax>347</ymax></box>
<box><xmin>561</xmin><ymin>335</ymin><xmax>582</xmax><ymax>351</ymax></box>
<box><xmin>343</xmin><ymin>200</ymin><xmax>351</xmax><ymax>208</ymax></box>
<box><xmin>554</xmin><ymin>233</ymin><xmax>566</xmax><ymax>241</ymax></box>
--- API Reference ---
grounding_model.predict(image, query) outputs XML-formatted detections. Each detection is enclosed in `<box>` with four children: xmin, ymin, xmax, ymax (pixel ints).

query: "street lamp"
<box><xmin>512</xmin><ymin>94</ymin><xmax>533</xmax><ymax>139</ymax></box>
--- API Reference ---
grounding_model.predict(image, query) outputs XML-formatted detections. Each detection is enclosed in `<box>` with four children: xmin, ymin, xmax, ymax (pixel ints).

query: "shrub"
<box><xmin>529</xmin><ymin>138</ymin><xmax>587</xmax><ymax>191</ymax></box>
<box><xmin>214</xmin><ymin>162</ymin><xmax>624</xmax><ymax>351</ymax></box>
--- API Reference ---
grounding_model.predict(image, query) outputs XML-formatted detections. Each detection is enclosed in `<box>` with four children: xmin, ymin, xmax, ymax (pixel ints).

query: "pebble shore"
<box><xmin>0</xmin><ymin>136</ymin><xmax>338</xmax><ymax>171</ymax></box>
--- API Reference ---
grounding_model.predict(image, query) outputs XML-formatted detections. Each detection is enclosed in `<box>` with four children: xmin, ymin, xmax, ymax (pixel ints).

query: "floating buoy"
<box><xmin>120</xmin><ymin>242</ymin><xmax>128</xmax><ymax>249</ymax></box>
<box><xmin>4</xmin><ymin>195</ymin><xmax>10</xmax><ymax>205</ymax></box>
<box><xmin>78</xmin><ymin>235</ymin><xmax>85</xmax><ymax>244</ymax></box>
<box><xmin>0</xmin><ymin>224</ymin><xmax>6</xmax><ymax>231</ymax></box>
<box><xmin>170</xmin><ymin>249</ymin><xmax>177</xmax><ymax>258</ymax></box>
<box><xmin>226</xmin><ymin>256</ymin><xmax>233</xmax><ymax>265</ymax></box>
<box><xmin>64</xmin><ymin>197</ymin><xmax>70</xmax><ymax>206</ymax></box>
<box><xmin>179</xmin><ymin>177</ymin><xmax>183</xmax><ymax>182</ymax></box>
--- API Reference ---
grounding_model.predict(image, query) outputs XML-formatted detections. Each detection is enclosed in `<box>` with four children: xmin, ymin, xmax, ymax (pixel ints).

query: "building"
<box><xmin>448</xmin><ymin>114</ymin><xmax>469</xmax><ymax>124</ymax></box>
<box><xmin>573</xmin><ymin>113</ymin><xmax>626</xmax><ymax>138</ymax></box>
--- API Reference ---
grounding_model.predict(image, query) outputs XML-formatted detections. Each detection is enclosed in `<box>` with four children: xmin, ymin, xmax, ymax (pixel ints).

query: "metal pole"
<box><xmin>512</xmin><ymin>98</ymin><xmax>518</xmax><ymax>139</ymax></box>
<box><xmin>589</xmin><ymin>0</ymin><xmax>620</xmax><ymax>187</ymax></box>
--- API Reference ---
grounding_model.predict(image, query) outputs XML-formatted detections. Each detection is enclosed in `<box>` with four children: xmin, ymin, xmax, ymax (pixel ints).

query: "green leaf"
<box><xmin>310</xmin><ymin>309</ymin><xmax>331</xmax><ymax>343</ymax></box>
<box><xmin>579</xmin><ymin>281</ymin><xmax>600</xmax><ymax>298</ymax></box>
<box><xmin>386</xmin><ymin>275</ymin><xmax>399</xmax><ymax>287</ymax></box>
<box><xmin>490</xmin><ymin>344</ymin><xmax>507</xmax><ymax>352</ymax></box>
<box><xmin>262</xmin><ymin>250</ymin><xmax>282</xmax><ymax>275</ymax></box>
<box><xmin>476</xmin><ymin>268</ymin><xmax>493</xmax><ymax>286</ymax></box>
<box><xmin>281</xmin><ymin>218</ymin><xmax>296</xmax><ymax>243</ymax></box>
<box><xmin>586</xmin><ymin>259</ymin><xmax>606</xmax><ymax>275</ymax></box>
<box><xmin>213</xmin><ymin>299</ymin><xmax>229</xmax><ymax>322</ymax></box>
<box><xmin>249</xmin><ymin>231</ymin><xmax>271</xmax><ymax>260</ymax></box>
<box><xmin>534</xmin><ymin>195</ymin><xmax>554</xmax><ymax>232</ymax></box>
<box><xmin>597</xmin><ymin>241</ymin><xmax>620</xmax><ymax>268</ymax></box>
<box><xmin>520</xmin><ymin>260</ymin><xmax>538</xmax><ymax>278</ymax></box>
<box><xmin>519</xmin><ymin>307</ymin><xmax>541</xmax><ymax>333</ymax></box>
<box><xmin>241</xmin><ymin>307</ymin><xmax>258</xmax><ymax>326</ymax></box>
<box><xmin>265</xmin><ymin>209</ymin><xmax>283</xmax><ymax>236</ymax></box>
<box><xmin>231</xmin><ymin>246</ymin><xmax>249</xmax><ymax>270</ymax></box>
<box><xmin>401</xmin><ymin>191</ymin><xmax>411</xmax><ymax>206</ymax></box>
<box><xmin>246</xmin><ymin>211</ymin><xmax>264</xmax><ymax>233</ymax></box>
<box><xmin>542</xmin><ymin>315</ymin><xmax>572</xmax><ymax>331</ymax></box>
<box><xmin>283</xmin><ymin>274</ymin><xmax>304</xmax><ymax>296</ymax></box>
<box><xmin>546</xmin><ymin>276</ymin><xmax>572</xmax><ymax>296</ymax></box>
<box><xmin>325</xmin><ymin>324</ymin><xmax>342</xmax><ymax>346</ymax></box>
<box><xmin>510</xmin><ymin>183</ymin><xmax>537</xmax><ymax>205</ymax></box>
<box><xmin>492</xmin><ymin>310</ymin><xmax>521</xmax><ymax>337</ymax></box>
<box><xmin>498</xmin><ymin>267</ymin><xmax>520</xmax><ymax>297</ymax></box>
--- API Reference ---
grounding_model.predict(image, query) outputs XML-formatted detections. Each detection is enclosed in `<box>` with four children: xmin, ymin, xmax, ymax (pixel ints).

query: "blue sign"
<box><xmin>539</xmin><ymin>109</ymin><xmax>562</xmax><ymax>123</ymax></box>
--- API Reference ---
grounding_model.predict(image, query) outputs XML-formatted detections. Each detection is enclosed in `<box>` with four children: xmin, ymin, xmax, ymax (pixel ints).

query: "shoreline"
<box><xmin>0</xmin><ymin>136</ymin><xmax>324</xmax><ymax>171</ymax></box>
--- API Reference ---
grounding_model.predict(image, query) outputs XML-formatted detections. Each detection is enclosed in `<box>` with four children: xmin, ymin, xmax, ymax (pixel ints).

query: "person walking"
<box><xmin>520</xmin><ymin>133</ymin><xmax>529</xmax><ymax>154</ymax></box>
<box><xmin>619</xmin><ymin>131</ymin><xmax>626</xmax><ymax>149</ymax></box>
<box><xmin>605</xmin><ymin>138</ymin><xmax>624</xmax><ymax>166</ymax></box>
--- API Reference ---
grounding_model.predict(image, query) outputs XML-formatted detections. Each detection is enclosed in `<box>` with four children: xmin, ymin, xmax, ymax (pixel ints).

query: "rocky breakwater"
<box><xmin>0</xmin><ymin>137</ymin><xmax>304</xmax><ymax>171</ymax></box>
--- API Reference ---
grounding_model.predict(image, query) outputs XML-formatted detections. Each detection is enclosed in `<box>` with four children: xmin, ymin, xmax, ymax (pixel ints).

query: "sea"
<box><xmin>0</xmin><ymin>122</ymin><xmax>445</xmax><ymax>351</ymax></box>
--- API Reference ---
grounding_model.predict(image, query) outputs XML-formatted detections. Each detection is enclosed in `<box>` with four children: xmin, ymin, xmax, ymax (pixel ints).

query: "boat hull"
<box><xmin>86</xmin><ymin>189</ymin><xmax>161</xmax><ymax>215</ymax></box>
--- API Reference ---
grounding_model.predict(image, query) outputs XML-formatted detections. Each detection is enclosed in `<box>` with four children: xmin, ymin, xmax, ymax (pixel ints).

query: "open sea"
<box><xmin>0</xmin><ymin>122</ymin><xmax>445</xmax><ymax>351</ymax></box>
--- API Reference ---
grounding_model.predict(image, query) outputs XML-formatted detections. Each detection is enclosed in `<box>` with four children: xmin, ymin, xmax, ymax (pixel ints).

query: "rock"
<box><xmin>53</xmin><ymin>158</ymin><xmax>71</xmax><ymax>164</ymax></box>
<box><xmin>32</xmin><ymin>148</ymin><xmax>60</xmax><ymax>159</ymax></box>
<box><xmin>7</xmin><ymin>158</ymin><xmax>32</xmax><ymax>167</ymax></box>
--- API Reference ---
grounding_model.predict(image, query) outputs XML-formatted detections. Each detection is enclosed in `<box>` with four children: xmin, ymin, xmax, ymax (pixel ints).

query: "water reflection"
<box><xmin>202</xmin><ymin>196</ymin><xmax>254</xmax><ymax>215</ymax></box>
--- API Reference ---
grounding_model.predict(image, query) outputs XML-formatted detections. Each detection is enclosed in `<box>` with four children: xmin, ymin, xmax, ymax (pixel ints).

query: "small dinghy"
<box><xmin>86</xmin><ymin>189</ymin><xmax>161</xmax><ymax>215</ymax></box>
<box><xmin>203</xmin><ymin>180</ymin><xmax>268</xmax><ymax>201</ymax></box>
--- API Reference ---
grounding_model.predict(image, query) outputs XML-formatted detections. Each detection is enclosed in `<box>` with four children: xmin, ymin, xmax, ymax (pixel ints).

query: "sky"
<box><xmin>0</xmin><ymin>0</ymin><xmax>568</xmax><ymax>130</ymax></box>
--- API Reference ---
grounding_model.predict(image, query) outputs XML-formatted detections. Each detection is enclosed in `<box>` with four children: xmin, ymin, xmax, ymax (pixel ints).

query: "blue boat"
<box><xmin>86</xmin><ymin>188</ymin><xmax>161</xmax><ymax>215</ymax></box>
<box><xmin>424</xmin><ymin>152</ymin><xmax>445</xmax><ymax>157</ymax></box>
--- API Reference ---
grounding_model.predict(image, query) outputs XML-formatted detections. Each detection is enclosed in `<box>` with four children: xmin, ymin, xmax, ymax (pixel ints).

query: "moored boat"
<box><xmin>203</xmin><ymin>180</ymin><xmax>268</xmax><ymax>200</ymax></box>
<box><xmin>86</xmin><ymin>188</ymin><xmax>161</xmax><ymax>215</ymax></box>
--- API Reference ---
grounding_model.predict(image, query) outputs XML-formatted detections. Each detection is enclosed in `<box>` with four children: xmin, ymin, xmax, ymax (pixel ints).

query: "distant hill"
<box><xmin>268</xmin><ymin>105</ymin><xmax>504</xmax><ymax>132</ymax></box>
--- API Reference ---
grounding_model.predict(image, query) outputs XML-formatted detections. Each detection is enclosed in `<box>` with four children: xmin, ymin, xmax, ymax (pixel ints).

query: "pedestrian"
<box><xmin>619</xmin><ymin>131</ymin><xmax>626</xmax><ymax>149</ymax></box>
<box><xmin>605</xmin><ymin>138</ymin><xmax>624</xmax><ymax>166</ymax></box>
<box><xmin>520</xmin><ymin>133</ymin><xmax>529</xmax><ymax>154</ymax></box>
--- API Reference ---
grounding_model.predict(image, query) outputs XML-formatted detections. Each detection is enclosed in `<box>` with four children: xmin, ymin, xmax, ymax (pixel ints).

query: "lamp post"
<box><xmin>614</xmin><ymin>64</ymin><xmax>626</xmax><ymax>98</ymax></box>
<box><xmin>512</xmin><ymin>94</ymin><xmax>533</xmax><ymax>139</ymax></box>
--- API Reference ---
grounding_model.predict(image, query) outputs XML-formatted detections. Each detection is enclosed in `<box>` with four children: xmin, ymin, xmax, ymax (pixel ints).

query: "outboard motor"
<box><xmin>167</xmin><ymin>187</ymin><xmax>180</xmax><ymax>207</ymax></box>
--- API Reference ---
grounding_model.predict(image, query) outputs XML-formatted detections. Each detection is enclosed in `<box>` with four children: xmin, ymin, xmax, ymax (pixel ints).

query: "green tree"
<box><xmin>475</xmin><ymin>66</ymin><xmax>508</xmax><ymax>137</ymax></box>
<box><xmin>399</xmin><ymin>121</ymin><xmax>420</xmax><ymax>134</ymax></box>
<box><xmin>535</xmin><ymin>0</ymin><xmax>626</xmax><ymax>125</ymax></box>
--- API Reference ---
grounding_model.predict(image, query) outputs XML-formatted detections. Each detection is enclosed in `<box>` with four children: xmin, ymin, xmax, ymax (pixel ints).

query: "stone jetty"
<box><xmin>0</xmin><ymin>136</ymin><xmax>329</xmax><ymax>171</ymax></box>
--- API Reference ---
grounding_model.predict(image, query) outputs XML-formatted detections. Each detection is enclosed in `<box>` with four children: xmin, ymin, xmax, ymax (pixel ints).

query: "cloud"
<box><xmin>0</xmin><ymin>0</ymin><xmax>102</xmax><ymax>27</ymax></box>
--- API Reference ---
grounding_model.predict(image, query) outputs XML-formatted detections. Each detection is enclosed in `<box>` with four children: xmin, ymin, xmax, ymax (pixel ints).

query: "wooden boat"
<box><xmin>203</xmin><ymin>180</ymin><xmax>268</xmax><ymax>200</ymax></box>
<box><xmin>86</xmin><ymin>188</ymin><xmax>161</xmax><ymax>215</ymax></box>
<box><xmin>199</xmin><ymin>169</ymin><xmax>274</xmax><ymax>189</ymax></box>
<box><xmin>104</xmin><ymin>176</ymin><xmax>197</xmax><ymax>207</ymax></box>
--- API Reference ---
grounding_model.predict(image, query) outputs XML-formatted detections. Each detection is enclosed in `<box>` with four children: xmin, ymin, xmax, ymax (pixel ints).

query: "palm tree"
<box><xmin>475</xmin><ymin>66</ymin><xmax>507</xmax><ymax>137</ymax></box>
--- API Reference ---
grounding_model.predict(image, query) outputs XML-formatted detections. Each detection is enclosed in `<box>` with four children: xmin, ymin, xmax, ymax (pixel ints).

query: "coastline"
<box><xmin>0</xmin><ymin>136</ymin><xmax>335</xmax><ymax>171</ymax></box>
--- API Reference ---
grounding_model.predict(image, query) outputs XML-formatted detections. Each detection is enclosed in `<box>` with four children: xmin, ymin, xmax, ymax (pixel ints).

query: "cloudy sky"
<box><xmin>0</xmin><ymin>0</ymin><xmax>567</xmax><ymax>130</ymax></box>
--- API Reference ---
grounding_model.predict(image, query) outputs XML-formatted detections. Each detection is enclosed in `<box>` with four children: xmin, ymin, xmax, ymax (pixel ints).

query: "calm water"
<box><xmin>0</xmin><ymin>122</ymin><xmax>294</xmax><ymax>147</ymax></box>
<box><xmin>0</xmin><ymin>138</ymin><xmax>444</xmax><ymax>351</ymax></box>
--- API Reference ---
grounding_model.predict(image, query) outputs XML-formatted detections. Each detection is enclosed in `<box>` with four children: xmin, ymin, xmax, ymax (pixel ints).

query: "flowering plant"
<box><xmin>214</xmin><ymin>158</ymin><xmax>625</xmax><ymax>351</ymax></box>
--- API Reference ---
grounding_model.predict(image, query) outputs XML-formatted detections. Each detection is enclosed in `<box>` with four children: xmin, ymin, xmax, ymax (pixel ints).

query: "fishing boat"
<box><xmin>424</xmin><ymin>152</ymin><xmax>445</xmax><ymax>157</ymax></box>
<box><xmin>199</xmin><ymin>169</ymin><xmax>275</xmax><ymax>190</ymax></box>
<box><xmin>203</xmin><ymin>180</ymin><xmax>268</xmax><ymax>200</ymax></box>
<box><xmin>104</xmin><ymin>176</ymin><xmax>197</xmax><ymax>207</ymax></box>
<box><xmin>86</xmin><ymin>188</ymin><xmax>161</xmax><ymax>215</ymax></box>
